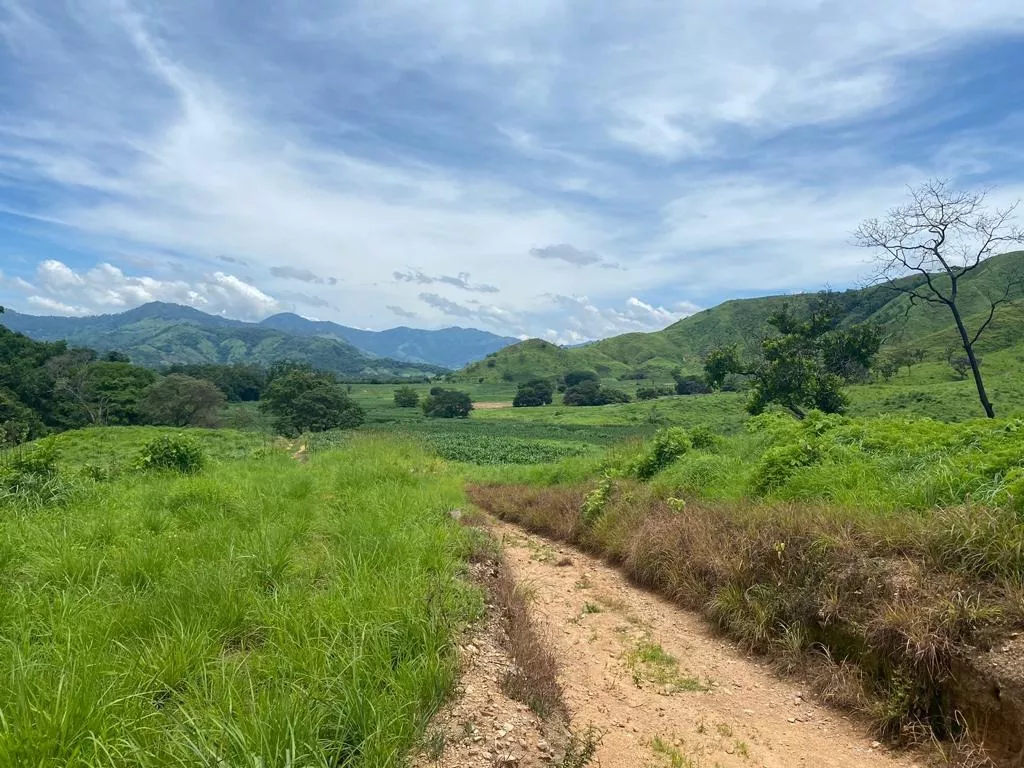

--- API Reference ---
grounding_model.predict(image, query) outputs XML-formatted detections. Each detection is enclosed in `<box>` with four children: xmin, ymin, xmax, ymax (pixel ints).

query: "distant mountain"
<box><xmin>457</xmin><ymin>250</ymin><xmax>1024</xmax><ymax>383</ymax></box>
<box><xmin>259</xmin><ymin>313</ymin><xmax>517</xmax><ymax>369</ymax></box>
<box><xmin>0</xmin><ymin>302</ymin><xmax>445</xmax><ymax>378</ymax></box>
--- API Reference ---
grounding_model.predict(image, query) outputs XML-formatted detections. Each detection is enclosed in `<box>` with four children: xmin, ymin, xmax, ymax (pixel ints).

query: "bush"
<box><xmin>563</xmin><ymin>381</ymin><xmax>632</xmax><ymax>407</ymax></box>
<box><xmin>393</xmin><ymin>386</ymin><xmax>420</xmax><ymax>408</ymax></box>
<box><xmin>637</xmin><ymin>386</ymin><xmax>674</xmax><ymax>401</ymax></box>
<box><xmin>423</xmin><ymin>388</ymin><xmax>473</xmax><ymax>418</ymax></box>
<box><xmin>135</xmin><ymin>434</ymin><xmax>207</xmax><ymax>474</ymax></box>
<box><xmin>672</xmin><ymin>372</ymin><xmax>712</xmax><ymax>395</ymax></box>
<box><xmin>749</xmin><ymin>440</ymin><xmax>821</xmax><ymax>495</ymax></box>
<box><xmin>633</xmin><ymin>427</ymin><xmax>691</xmax><ymax>479</ymax></box>
<box><xmin>0</xmin><ymin>440</ymin><xmax>76</xmax><ymax>506</ymax></box>
<box><xmin>689</xmin><ymin>425</ymin><xmax>720</xmax><ymax>451</ymax></box>
<box><xmin>514</xmin><ymin>379</ymin><xmax>554</xmax><ymax>408</ymax></box>
<box><xmin>563</xmin><ymin>370</ymin><xmax>599</xmax><ymax>388</ymax></box>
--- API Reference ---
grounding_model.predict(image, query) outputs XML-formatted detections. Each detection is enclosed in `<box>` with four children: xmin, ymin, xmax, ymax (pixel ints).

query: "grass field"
<box><xmin>0</xmin><ymin>433</ymin><xmax>479</xmax><ymax>766</ymax></box>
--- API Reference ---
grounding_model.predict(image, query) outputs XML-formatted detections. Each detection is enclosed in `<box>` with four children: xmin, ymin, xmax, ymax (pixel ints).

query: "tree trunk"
<box><xmin>951</xmin><ymin>304</ymin><xmax>995</xmax><ymax>418</ymax></box>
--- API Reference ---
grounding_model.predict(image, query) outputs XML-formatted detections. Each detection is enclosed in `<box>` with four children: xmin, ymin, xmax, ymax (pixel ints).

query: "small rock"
<box><xmin>787</xmin><ymin>718</ymin><xmax>796</xmax><ymax>723</ymax></box>
<box><xmin>725</xmin><ymin>744</ymin><xmax>735</xmax><ymax>755</ymax></box>
<box><xmin>870</xmin><ymin>741</ymin><xmax>881</xmax><ymax>750</ymax></box>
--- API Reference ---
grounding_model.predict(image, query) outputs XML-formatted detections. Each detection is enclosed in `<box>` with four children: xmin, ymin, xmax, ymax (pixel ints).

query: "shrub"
<box><xmin>422</xmin><ymin>388</ymin><xmax>473</xmax><ymax>418</ymax></box>
<box><xmin>563</xmin><ymin>381</ymin><xmax>632</xmax><ymax>406</ymax></box>
<box><xmin>672</xmin><ymin>372</ymin><xmax>712</xmax><ymax>395</ymax></box>
<box><xmin>749</xmin><ymin>440</ymin><xmax>821</xmax><ymax>495</ymax></box>
<box><xmin>637</xmin><ymin>386</ymin><xmax>674</xmax><ymax>401</ymax></box>
<box><xmin>513</xmin><ymin>379</ymin><xmax>554</xmax><ymax>408</ymax></box>
<box><xmin>582</xmin><ymin>474</ymin><xmax>615</xmax><ymax>525</ymax></box>
<box><xmin>135</xmin><ymin>434</ymin><xmax>207</xmax><ymax>474</ymax></box>
<box><xmin>633</xmin><ymin>427</ymin><xmax>691</xmax><ymax>479</ymax></box>
<box><xmin>563</xmin><ymin>370</ymin><xmax>599</xmax><ymax>388</ymax></box>
<box><xmin>689</xmin><ymin>425</ymin><xmax>720</xmax><ymax>451</ymax></box>
<box><xmin>0</xmin><ymin>440</ymin><xmax>76</xmax><ymax>506</ymax></box>
<box><xmin>393</xmin><ymin>386</ymin><xmax>420</xmax><ymax>408</ymax></box>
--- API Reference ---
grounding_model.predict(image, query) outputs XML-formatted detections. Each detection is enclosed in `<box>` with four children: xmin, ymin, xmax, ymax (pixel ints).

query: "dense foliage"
<box><xmin>141</xmin><ymin>374</ymin><xmax>226</xmax><ymax>427</ymax></box>
<box><xmin>705</xmin><ymin>295</ymin><xmax>881</xmax><ymax>418</ymax></box>
<box><xmin>422</xmin><ymin>387</ymin><xmax>474</xmax><ymax>418</ymax></box>
<box><xmin>393</xmin><ymin>386</ymin><xmax>420</xmax><ymax>408</ymax></box>
<box><xmin>165</xmin><ymin>363</ymin><xmax>266</xmax><ymax>401</ymax></box>
<box><xmin>562</xmin><ymin>380</ymin><xmax>632</xmax><ymax>406</ymax></box>
<box><xmin>259</xmin><ymin>363</ymin><xmax>366</xmax><ymax>435</ymax></box>
<box><xmin>513</xmin><ymin>378</ymin><xmax>554</xmax><ymax>407</ymax></box>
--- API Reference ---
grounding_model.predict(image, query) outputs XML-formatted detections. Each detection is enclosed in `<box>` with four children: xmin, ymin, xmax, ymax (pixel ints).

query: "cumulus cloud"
<box><xmin>18</xmin><ymin>259</ymin><xmax>282</xmax><ymax>320</ymax></box>
<box><xmin>394</xmin><ymin>269</ymin><xmax>499</xmax><ymax>293</ymax></box>
<box><xmin>542</xmin><ymin>294</ymin><xmax>699</xmax><ymax>344</ymax></box>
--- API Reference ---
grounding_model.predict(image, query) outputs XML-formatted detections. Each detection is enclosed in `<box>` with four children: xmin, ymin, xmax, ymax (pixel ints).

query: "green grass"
<box><xmin>0</xmin><ymin>434</ymin><xmax>479</xmax><ymax>766</ymax></box>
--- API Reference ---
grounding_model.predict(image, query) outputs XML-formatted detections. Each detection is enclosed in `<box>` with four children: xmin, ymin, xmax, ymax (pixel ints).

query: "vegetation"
<box><xmin>259</xmin><ymin>363</ymin><xmax>365</xmax><ymax>435</ymax></box>
<box><xmin>468</xmin><ymin>410</ymin><xmax>1024</xmax><ymax>753</ymax></box>
<box><xmin>1</xmin><ymin>302</ymin><xmax>444</xmax><ymax>378</ymax></box>
<box><xmin>513</xmin><ymin>378</ymin><xmax>555</xmax><ymax>407</ymax></box>
<box><xmin>142</xmin><ymin>374</ymin><xmax>226</xmax><ymax>427</ymax></box>
<box><xmin>393</xmin><ymin>385</ymin><xmax>420</xmax><ymax>408</ymax></box>
<box><xmin>422</xmin><ymin>388</ymin><xmax>473</xmax><ymax>419</ymax></box>
<box><xmin>0</xmin><ymin>432</ymin><xmax>479</xmax><ymax>766</ymax></box>
<box><xmin>856</xmin><ymin>179</ymin><xmax>1024</xmax><ymax>417</ymax></box>
<box><xmin>456</xmin><ymin>251</ymin><xmax>1024</xmax><ymax>418</ymax></box>
<box><xmin>563</xmin><ymin>380</ymin><xmax>632</xmax><ymax>406</ymax></box>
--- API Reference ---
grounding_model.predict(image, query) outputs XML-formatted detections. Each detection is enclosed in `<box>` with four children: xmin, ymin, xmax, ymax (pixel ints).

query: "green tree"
<box><xmin>563</xmin><ymin>370</ymin><xmax>600</xmax><ymax>388</ymax></box>
<box><xmin>703</xmin><ymin>295</ymin><xmax>880</xmax><ymax>418</ymax></box>
<box><xmin>393</xmin><ymin>386</ymin><xmax>420</xmax><ymax>408</ymax></box>
<box><xmin>513</xmin><ymin>379</ymin><xmax>554</xmax><ymax>407</ymax></box>
<box><xmin>422</xmin><ymin>388</ymin><xmax>473</xmax><ymax>418</ymax></box>
<box><xmin>672</xmin><ymin>370</ymin><xmax>711</xmax><ymax>395</ymax></box>
<box><xmin>563</xmin><ymin>380</ymin><xmax>631</xmax><ymax>406</ymax></box>
<box><xmin>142</xmin><ymin>374</ymin><xmax>226</xmax><ymax>427</ymax></box>
<box><xmin>260</xmin><ymin>365</ymin><xmax>365</xmax><ymax>435</ymax></box>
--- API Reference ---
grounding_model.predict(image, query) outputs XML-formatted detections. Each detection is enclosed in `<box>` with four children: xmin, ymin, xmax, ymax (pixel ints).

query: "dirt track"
<box><xmin>494</xmin><ymin>519</ymin><xmax>924</xmax><ymax>768</ymax></box>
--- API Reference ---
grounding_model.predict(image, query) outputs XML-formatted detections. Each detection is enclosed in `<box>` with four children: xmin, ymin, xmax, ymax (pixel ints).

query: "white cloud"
<box><xmin>542</xmin><ymin>294</ymin><xmax>698</xmax><ymax>344</ymax></box>
<box><xmin>16</xmin><ymin>259</ymin><xmax>282</xmax><ymax>320</ymax></box>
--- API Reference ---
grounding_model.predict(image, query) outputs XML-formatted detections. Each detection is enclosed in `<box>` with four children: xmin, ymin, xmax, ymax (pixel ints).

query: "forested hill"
<box><xmin>0</xmin><ymin>303</ymin><xmax>445</xmax><ymax>378</ymax></box>
<box><xmin>458</xmin><ymin>250</ymin><xmax>1024</xmax><ymax>383</ymax></box>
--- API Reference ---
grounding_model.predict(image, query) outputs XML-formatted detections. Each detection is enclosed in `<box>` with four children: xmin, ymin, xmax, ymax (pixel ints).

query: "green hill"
<box><xmin>1</xmin><ymin>303</ymin><xmax>444</xmax><ymax>379</ymax></box>
<box><xmin>458</xmin><ymin>251</ymin><xmax>1024</xmax><ymax>384</ymax></box>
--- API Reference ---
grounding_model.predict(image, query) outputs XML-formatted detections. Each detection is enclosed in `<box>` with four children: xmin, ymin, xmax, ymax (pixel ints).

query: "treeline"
<box><xmin>1</xmin><ymin>309</ymin><xmax>369</xmax><ymax>446</ymax></box>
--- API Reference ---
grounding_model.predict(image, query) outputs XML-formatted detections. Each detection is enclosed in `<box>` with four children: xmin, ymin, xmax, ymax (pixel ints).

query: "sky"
<box><xmin>1</xmin><ymin>1</ymin><xmax>1023</xmax><ymax>343</ymax></box>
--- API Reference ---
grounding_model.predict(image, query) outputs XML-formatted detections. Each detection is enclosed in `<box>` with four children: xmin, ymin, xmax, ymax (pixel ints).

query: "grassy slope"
<box><xmin>458</xmin><ymin>251</ymin><xmax>1024</xmax><ymax>384</ymax></box>
<box><xmin>0</xmin><ymin>432</ymin><xmax>478</xmax><ymax>766</ymax></box>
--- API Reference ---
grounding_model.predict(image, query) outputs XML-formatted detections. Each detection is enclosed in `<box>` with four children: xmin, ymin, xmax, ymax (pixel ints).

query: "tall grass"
<box><xmin>0</xmin><ymin>435</ymin><xmax>479</xmax><ymax>766</ymax></box>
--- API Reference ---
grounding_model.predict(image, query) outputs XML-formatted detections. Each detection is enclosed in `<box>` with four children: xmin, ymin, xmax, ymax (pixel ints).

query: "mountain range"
<box><xmin>0</xmin><ymin>302</ymin><xmax>516</xmax><ymax>376</ymax></box>
<box><xmin>458</xmin><ymin>250</ymin><xmax>1024</xmax><ymax>383</ymax></box>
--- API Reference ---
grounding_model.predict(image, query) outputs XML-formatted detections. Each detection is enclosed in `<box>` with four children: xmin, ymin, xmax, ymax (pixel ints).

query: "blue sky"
<box><xmin>1</xmin><ymin>1</ymin><xmax>1023</xmax><ymax>342</ymax></box>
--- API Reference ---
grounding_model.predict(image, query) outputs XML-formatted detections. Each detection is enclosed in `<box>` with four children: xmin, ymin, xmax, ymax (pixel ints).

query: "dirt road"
<box><xmin>495</xmin><ymin>519</ymin><xmax>923</xmax><ymax>768</ymax></box>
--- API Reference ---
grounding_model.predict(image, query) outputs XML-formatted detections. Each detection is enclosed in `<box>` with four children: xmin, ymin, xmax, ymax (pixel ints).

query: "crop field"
<box><xmin>0</xmin><ymin>433</ymin><xmax>479</xmax><ymax>766</ymax></box>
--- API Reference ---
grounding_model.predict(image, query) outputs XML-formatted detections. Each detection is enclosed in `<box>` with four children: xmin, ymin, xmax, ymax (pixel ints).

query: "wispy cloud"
<box><xmin>0</xmin><ymin>0</ymin><xmax>1022</xmax><ymax>339</ymax></box>
<box><xmin>394</xmin><ymin>269</ymin><xmax>499</xmax><ymax>293</ymax></box>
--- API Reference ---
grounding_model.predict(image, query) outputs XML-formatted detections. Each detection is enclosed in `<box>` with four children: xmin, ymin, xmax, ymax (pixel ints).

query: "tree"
<box><xmin>672</xmin><ymin>370</ymin><xmax>711</xmax><ymax>395</ymax></box>
<box><xmin>142</xmin><ymin>374</ymin><xmax>226</xmax><ymax>427</ymax></box>
<box><xmin>513</xmin><ymin>379</ymin><xmax>554</xmax><ymax>407</ymax></box>
<box><xmin>948</xmin><ymin>352</ymin><xmax>979</xmax><ymax>381</ymax></box>
<box><xmin>393</xmin><ymin>386</ymin><xmax>420</xmax><ymax>408</ymax></box>
<box><xmin>855</xmin><ymin>179</ymin><xmax>1024</xmax><ymax>418</ymax></box>
<box><xmin>260</xmin><ymin>365</ymin><xmax>365</xmax><ymax>435</ymax></box>
<box><xmin>703</xmin><ymin>294</ymin><xmax>880</xmax><ymax>418</ymax></box>
<box><xmin>563</xmin><ymin>370</ymin><xmax>599</xmax><ymax>389</ymax></box>
<box><xmin>422</xmin><ymin>388</ymin><xmax>473</xmax><ymax>418</ymax></box>
<box><xmin>562</xmin><ymin>380</ymin><xmax>631</xmax><ymax>406</ymax></box>
<box><xmin>890</xmin><ymin>346</ymin><xmax>926</xmax><ymax>376</ymax></box>
<box><xmin>46</xmin><ymin>352</ymin><xmax>155</xmax><ymax>425</ymax></box>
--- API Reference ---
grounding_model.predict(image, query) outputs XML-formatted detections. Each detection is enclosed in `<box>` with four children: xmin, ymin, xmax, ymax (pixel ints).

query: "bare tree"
<box><xmin>855</xmin><ymin>180</ymin><xmax>1024</xmax><ymax>418</ymax></box>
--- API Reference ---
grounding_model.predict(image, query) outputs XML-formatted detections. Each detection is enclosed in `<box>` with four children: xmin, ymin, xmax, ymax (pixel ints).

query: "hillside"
<box><xmin>458</xmin><ymin>250</ymin><xmax>1024</xmax><ymax>383</ymax></box>
<box><xmin>259</xmin><ymin>313</ymin><xmax>516</xmax><ymax>369</ymax></box>
<box><xmin>0</xmin><ymin>303</ymin><xmax>443</xmax><ymax>378</ymax></box>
